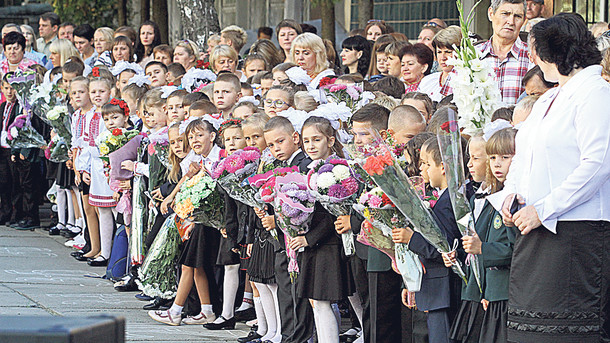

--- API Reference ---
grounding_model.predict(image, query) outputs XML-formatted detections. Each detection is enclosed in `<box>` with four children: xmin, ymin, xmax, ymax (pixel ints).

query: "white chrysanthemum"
<box><xmin>10</xmin><ymin>127</ymin><xmax>18</xmax><ymax>138</ymax></box>
<box><xmin>332</xmin><ymin>164</ymin><xmax>351</xmax><ymax>181</ymax></box>
<box><xmin>317</xmin><ymin>172</ymin><xmax>336</xmax><ymax>189</ymax></box>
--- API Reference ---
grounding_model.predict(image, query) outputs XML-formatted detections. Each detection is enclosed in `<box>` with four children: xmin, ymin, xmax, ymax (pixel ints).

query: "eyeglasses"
<box><xmin>263</xmin><ymin>99</ymin><xmax>286</xmax><ymax>107</ymax></box>
<box><xmin>424</xmin><ymin>22</ymin><xmax>440</xmax><ymax>27</ymax></box>
<box><xmin>367</xmin><ymin>19</ymin><xmax>384</xmax><ymax>24</ymax></box>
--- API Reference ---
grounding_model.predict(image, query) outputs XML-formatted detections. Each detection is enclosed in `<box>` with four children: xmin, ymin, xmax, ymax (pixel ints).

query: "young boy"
<box><xmin>407</xmin><ymin>137</ymin><xmax>463</xmax><ymax>343</ymax></box>
<box><xmin>153</xmin><ymin>44</ymin><xmax>173</xmax><ymax>66</ymax></box>
<box><xmin>166</xmin><ymin>63</ymin><xmax>186</xmax><ymax>86</ymax></box>
<box><xmin>213</xmin><ymin>73</ymin><xmax>241</xmax><ymax>119</ymax></box>
<box><xmin>145</xmin><ymin>61</ymin><xmax>168</xmax><ymax>88</ymax></box>
<box><xmin>188</xmin><ymin>100</ymin><xmax>217</xmax><ymax>118</ymax></box>
<box><xmin>0</xmin><ymin>75</ymin><xmax>17</xmax><ymax>225</ymax></box>
<box><xmin>259</xmin><ymin>116</ymin><xmax>313</xmax><ymax>343</ymax></box>
<box><xmin>183</xmin><ymin>92</ymin><xmax>209</xmax><ymax>114</ymax></box>
<box><xmin>387</xmin><ymin>105</ymin><xmax>427</xmax><ymax>145</ymax></box>
<box><xmin>240</xmin><ymin>82</ymin><xmax>254</xmax><ymax>97</ymax></box>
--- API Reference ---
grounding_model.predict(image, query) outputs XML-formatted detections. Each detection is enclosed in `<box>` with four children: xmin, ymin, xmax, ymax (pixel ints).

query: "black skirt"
<box><xmin>507</xmin><ymin>221</ymin><xmax>610</xmax><ymax>343</ymax></box>
<box><xmin>449</xmin><ymin>300</ymin><xmax>485</xmax><ymax>343</ymax></box>
<box><xmin>247</xmin><ymin>233</ymin><xmax>276</xmax><ymax>284</ymax></box>
<box><xmin>296</xmin><ymin>242</ymin><xmax>349</xmax><ymax>301</ymax></box>
<box><xmin>480</xmin><ymin>300</ymin><xmax>507</xmax><ymax>343</ymax></box>
<box><xmin>56</xmin><ymin>163</ymin><xmax>74</xmax><ymax>188</ymax></box>
<box><xmin>216</xmin><ymin>236</ymin><xmax>240</xmax><ymax>266</ymax></box>
<box><xmin>178</xmin><ymin>224</ymin><xmax>221</xmax><ymax>268</ymax></box>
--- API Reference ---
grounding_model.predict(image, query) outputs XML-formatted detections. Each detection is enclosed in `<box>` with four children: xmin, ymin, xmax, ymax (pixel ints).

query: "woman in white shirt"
<box><xmin>417</xmin><ymin>26</ymin><xmax>461</xmax><ymax>102</ymax></box>
<box><xmin>499</xmin><ymin>13</ymin><xmax>610</xmax><ymax>343</ymax></box>
<box><xmin>290</xmin><ymin>33</ymin><xmax>335</xmax><ymax>89</ymax></box>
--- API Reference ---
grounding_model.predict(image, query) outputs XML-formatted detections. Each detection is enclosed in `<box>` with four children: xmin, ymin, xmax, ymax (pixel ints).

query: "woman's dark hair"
<box><xmin>341</xmin><ymin>35</ymin><xmax>372</xmax><ymax>77</ymax></box>
<box><xmin>74</xmin><ymin>24</ymin><xmax>95</xmax><ymax>41</ymax></box>
<box><xmin>530</xmin><ymin>13</ymin><xmax>602</xmax><ymax>76</ymax></box>
<box><xmin>3</xmin><ymin>31</ymin><xmax>26</xmax><ymax>51</ymax></box>
<box><xmin>111</xmin><ymin>35</ymin><xmax>134</xmax><ymax>64</ymax></box>
<box><xmin>134</xmin><ymin>21</ymin><xmax>162</xmax><ymax>62</ymax></box>
<box><xmin>399</xmin><ymin>43</ymin><xmax>434</xmax><ymax>75</ymax></box>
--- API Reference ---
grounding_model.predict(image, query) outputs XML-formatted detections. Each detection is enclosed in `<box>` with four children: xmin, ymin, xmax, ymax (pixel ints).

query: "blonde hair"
<box><xmin>485</xmin><ymin>128</ymin><xmax>517</xmax><ymax>193</ymax></box>
<box><xmin>95</xmin><ymin>27</ymin><xmax>115</xmax><ymax>52</ymax></box>
<box><xmin>49</xmin><ymin>39</ymin><xmax>80</xmax><ymax>66</ymax></box>
<box><xmin>168</xmin><ymin>123</ymin><xmax>189</xmax><ymax>183</ymax></box>
<box><xmin>242</xmin><ymin>112</ymin><xmax>270</xmax><ymax>132</ymax></box>
<box><xmin>294</xmin><ymin>91</ymin><xmax>318</xmax><ymax>112</ymax></box>
<box><xmin>371</xmin><ymin>92</ymin><xmax>398</xmax><ymax>111</ymax></box>
<box><xmin>432</xmin><ymin>26</ymin><xmax>462</xmax><ymax>50</ymax></box>
<box><xmin>220</xmin><ymin>25</ymin><xmax>248</xmax><ymax>53</ymax></box>
<box><xmin>209</xmin><ymin>44</ymin><xmax>239</xmax><ymax>73</ymax></box>
<box><xmin>143</xmin><ymin>88</ymin><xmax>165</xmax><ymax>110</ymax></box>
<box><xmin>290</xmin><ymin>33</ymin><xmax>329</xmax><ymax>75</ymax></box>
<box><xmin>174</xmin><ymin>39</ymin><xmax>200</xmax><ymax>58</ymax></box>
<box><xmin>601</xmin><ymin>49</ymin><xmax>610</xmax><ymax>78</ymax></box>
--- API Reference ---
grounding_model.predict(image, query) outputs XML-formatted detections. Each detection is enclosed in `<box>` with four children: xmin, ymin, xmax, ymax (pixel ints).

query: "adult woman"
<box><xmin>93</xmin><ymin>27</ymin><xmax>114</xmax><ymax>67</ymax></box>
<box><xmin>417</xmin><ymin>25</ymin><xmax>441</xmax><ymax>52</ymax></box>
<box><xmin>499</xmin><ymin>13</ymin><xmax>610</xmax><ymax>343</ymax></box>
<box><xmin>291</xmin><ymin>33</ymin><xmax>335</xmax><ymax>89</ymax></box>
<box><xmin>249</xmin><ymin>39</ymin><xmax>283</xmax><ymax>69</ymax></box>
<box><xmin>417</xmin><ymin>26</ymin><xmax>461</xmax><ymax>101</ymax></box>
<box><xmin>134</xmin><ymin>20</ymin><xmax>161</xmax><ymax>67</ymax></box>
<box><xmin>110</xmin><ymin>36</ymin><xmax>134</xmax><ymax>65</ymax></box>
<box><xmin>400</xmin><ymin>43</ymin><xmax>433</xmax><ymax>92</ymax></box>
<box><xmin>1</xmin><ymin>32</ymin><xmax>37</xmax><ymax>76</ymax></box>
<box><xmin>367</xmin><ymin>34</ymin><xmax>396</xmax><ymax>82</ymax></box>
<box><xmin>365</xmin><ymin>20</ymin><xmax>390</xmax><ymax>42</ymax></box>
<box><xmin>49</xmin><ymin>38</ymin><xmax>79</xmax><ymax>67</ymax></box>
<box><xmin>173</xmin><ymin>40</ymin><xmax>199</xmax><ymax>71</ymax></box>
<box><xmin>209</xmin><ymin>44</ymin><xmax>245</xmax><ymax>80</ymax></box>
<box><xmin>20</xmin><ymin>24</ymin><xmax>51</xmax><ymax>69</ymax></box>
<box><xmin>340</xmin><ymin>35</ymin><xmax>371</xmax><ymax>77</ymax></box>
<box><xmin>276</xmin><ymin>19</ymin><xmax>303</xmax><ymax>63</ymax></box>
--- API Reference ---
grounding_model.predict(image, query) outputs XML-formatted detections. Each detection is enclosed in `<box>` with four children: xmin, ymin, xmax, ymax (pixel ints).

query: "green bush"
<box><xmin>50</xmin><ymin>0</ymin><xmax>117</xmax><ymax>28</ymax></box>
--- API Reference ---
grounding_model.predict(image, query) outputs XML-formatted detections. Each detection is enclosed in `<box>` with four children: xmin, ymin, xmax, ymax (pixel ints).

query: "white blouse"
<box><xmin>503</xmin><ymin>65</ymin><xmax>610</xmax><ymax>233</ymax></box>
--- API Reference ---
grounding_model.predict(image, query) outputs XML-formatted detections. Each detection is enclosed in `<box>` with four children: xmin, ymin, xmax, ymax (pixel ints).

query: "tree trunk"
<box><xmin>151</xmin><ymin>0</ymin><xmax>168</xmax><ymax>43</ymax></box>
<box><xmin>358</xmin><ymin>0</ymin><xmax>374</xmax><ymax>29</ymax></box>
<box><xmin>118</xmin><ymin>0</ymin><xmax>128</xmax><ymax>26</ymax></box>
<box><xmin>140</xmin><ymin>0</ymin><xmax>150</xmax><ymax>23</ymax></box>
<box><xmin>320</xmin><ymin>0</ymin><xmax>336</xmax><ymax>47</ymax></box>
<box><xmin>176</xmin><ymin>0</ymin><xmax>220</xmax><ymax>51</ymax></box>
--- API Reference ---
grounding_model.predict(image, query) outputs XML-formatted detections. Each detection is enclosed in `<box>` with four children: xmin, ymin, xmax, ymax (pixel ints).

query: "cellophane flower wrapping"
<box><xmin>347</xmin><ymin>132</ymin><xmax>468</xmax><ymax>283</ymax></box>
<box><xmin>6</xmin><ymin>114</ymin><xmax>46</xmax><ymax>149</ymax></box>
<box><xmin>437</xmin><ymin>116</ymin><xmax>483</xmax><ymax>292</ymax></box>
<box><xmin>30</xmin><ymin>80</ymin><xmax>64</xmax><ymax>123</ymax></box>
<box><xmin>136</xmin><ymin>213</ymin><xmax>180</xmax><ymax>299</ymax></box>
<box><xmin>174</xmin><ymin>169</ymin><xmax>225</xmax><ymax>228</ymax></box>
<box><xmin>98</xmin><ymin>128</ymin><xmax>141</xmax><ymax>177</ymax></box>
<box><xmin>44</xmin><ymin>105</ymin><xmax>72</xmax><ymax>148</ymax></box>
<box><xmin>130</xmin><ymin>173</ymin><xmax>147</xmax><ymax>265</ymax></box>
<box><xmin>212</xmin><ymin>146</ymin><xmax>261</xmax><ymax>208</ymax></box>
<box><xmin>321</xmin><ymin>83</ymin><xmax>375</xmax><ymax>114</ymax></box>
<box><xmin>6</xmin><ymin>70</ymin><xmax>36</xmax><ymax>113</ymax></box>
<box><xmin>273</xmin><ymin>172</ymin><xmax>315</xmax><ymax>282</ymax></box>
<box><xmin>148</xmin><ymin>130</ymin><xmax>171</xmax><ymax>169</ymax></box>
<box><xmin>47</xmin><ymin>135</ymin><xmax>69</xmax><ymax>162</ymax></box>
<box><xmin>307</xmin><ymin>156</ymin><xmax>360</xmax><ymax>256</ymax></box>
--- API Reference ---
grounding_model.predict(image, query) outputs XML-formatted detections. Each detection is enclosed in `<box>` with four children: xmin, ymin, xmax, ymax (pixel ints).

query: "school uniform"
<box><xmin>0</xmin><ymin>100</ymin><xmax>17</xmax><ymax>222</ymax></box>
<box><xmin>246</xmin><ymin>211</ymin><xmax>276</xmax><ymax>284</ymax></box>
<box><xmin>408</xmin><ymin>189</ymin><xmax>463</xmax><ymax>343</ymax></box>
<box><xmin>217</xmin><ymin>195</ymin><xmax>248</xmax><ymax>267</ymax></box>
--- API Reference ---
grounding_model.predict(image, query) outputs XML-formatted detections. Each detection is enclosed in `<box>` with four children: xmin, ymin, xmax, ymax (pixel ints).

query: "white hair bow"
<box><xmin>181</xmin><ymin>68</ymin><xmax>217</xmax><ymax>93</ymax></box>
<box><xmin>285</xmin><ymin>66</ymin><xmax>311</xmax><ymax>86</ymax></box>
<box><xmin>238</xmin><ymin>96</ymin><xmax>260</xmax><ymax>106</ymax></box>
<box><xmin>127</xmin><ymin>74</ymin><xmax>152</xmax><ymax>87</ymax></box>
<box><xmin>111</xmin><ymin>61</ymin><xmax>144</xmax><ymax>76</ymax></box>
<box><xmin>483</xmin><ymin>119</ymin><xmax>513</xmax><ymax>141</ymax></box>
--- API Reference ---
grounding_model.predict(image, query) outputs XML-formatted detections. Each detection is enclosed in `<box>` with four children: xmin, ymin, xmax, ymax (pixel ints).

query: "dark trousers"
<box><xmin>369</xmin><ymin>270</ymin><xmax>402</xmax><ymax>343</ymax></box>
<box><xmin>402</xmin><ymin>306</ymin><xmax>429</xmax><ymax>343</ymax></box>
<box><xmin>0</xmin><ymin>151</ymin><xmax>12</xmax><ymax>220</ymax></box>
<box><xmin>10</xmin><ymin>158</ymin><xmax>40</xmax><ymax>223</ymax></box>
<box><xmin>275</xmin><ymin>251</ymin><xmax>313</xmax><ymax>343</ymax></box>
<box><xmin>350</xmin><ymin>255</ymin><xmax>371</xmax><ymax>343</ymax></box>
<box><xmin>427</xmin><ymin>309</ymin><xmax>452</xmax><ymax>343</ymax></box>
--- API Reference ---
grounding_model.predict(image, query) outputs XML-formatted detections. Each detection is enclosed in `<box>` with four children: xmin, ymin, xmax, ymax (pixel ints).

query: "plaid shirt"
<box><xmin>478</xmin><ymin>37</ymin><xmax>533</xmax><ymax>104</ymax></box>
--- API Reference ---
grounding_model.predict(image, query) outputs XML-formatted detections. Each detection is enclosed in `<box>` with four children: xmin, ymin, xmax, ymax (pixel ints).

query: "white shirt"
<box><xmin>503</xmin><ymin>65</ymin><xmax>610</xmax><ymax>233</ymax></box>
<box><xmin>417</xmin><ymin>72</ymin><xmax>445</xmax><ymax>102</ymax></box>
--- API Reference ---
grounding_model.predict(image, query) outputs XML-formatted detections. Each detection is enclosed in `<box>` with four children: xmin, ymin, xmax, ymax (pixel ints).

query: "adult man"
<box><xmin>58</xmin><ymin>22</ymin><xmax>74</xmax><ymax>43</ymax></box>
<box><xmin>526</xmin><ymin>0</ymin><xmax>545</xmax><ymax>20</ymax></box>
<box><xmin>36</xmin><ymin>12</ymin><xmax>59</xmax><ymax>57</ymax></box>
<box><xmin>73</xmin><ymin>24</ymin><xmax>97</xmax><ymax>67</ymax></box>
<box><xmin>479</xmin><ymin>0</ymin><xmax>533</xmax><ymax>104</ymax></box>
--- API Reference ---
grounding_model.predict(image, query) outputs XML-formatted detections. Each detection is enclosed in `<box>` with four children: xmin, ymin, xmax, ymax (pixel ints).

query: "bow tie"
<box><xmin>474</xmin><ymin>192</ymin><xmax>489</xmax><ymax>199</ymax></box>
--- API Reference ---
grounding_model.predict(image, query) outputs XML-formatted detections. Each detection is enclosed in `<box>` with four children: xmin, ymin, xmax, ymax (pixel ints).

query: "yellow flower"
<box><xmin>108</xmin><ymin>136</ymin><xmax>119</xmax><ymax>146</ymax></box>
<box><xmin>99</xmin><ymin>144</ymin><xmax>110</xmax><ymax>155</ymax></box>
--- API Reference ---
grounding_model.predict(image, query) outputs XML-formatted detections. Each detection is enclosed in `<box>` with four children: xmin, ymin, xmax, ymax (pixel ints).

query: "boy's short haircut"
<box><xmin>145</xmin><ymin>60</ymin><xmax>168</xmax><ymax>73</ymax></box>
<box><xmin>167</xmin><ymin>63</ymin><xmax>186</xmax><ymax>76</ymax></box>
<box><xmin>373</xmin><ymin>76</ymin><xmax>405</xmax><ymax>99</ymax></box>
<box><xmin>167</xmin><ymin>89</ymin><xmax>188</xmax><ymax>101</ymax></box>
<box><xmin>214</xmin><ymin>73</ymin><xmax>241</xmax><ymax>92</ymax></box>
<box><xmin>62</xmin><ymin>59</ymin><xmax>85</xmax><ymax>76</ymax></box>
<box><xmin>491</xmin><ymin>106</ymin><xmax>514</xmax><ymax>122</ymax></box>
<box><xmin>242</xmin><ymin>112</ymin><xmax>270</xmax><ymax>131</ymax></box>
<box><xmin>371</xmin><ymin>92</ymin><xmax>398</xmax><ymax>111</ymax></box>
<box><xmin>351</xmin><ymin>103</ymin><xmax>390</xmax><ymax>131</ymax></box>
<box><xmin>183</xmin><ymin>92</ymin><xmax>209</xmax><ymax>107</ymax></box>
<box><xmin>423</xmin><ymin>137</ymin><xmax>442</xmax><ymax>165</ymax></box>
<box><xmin>436</xmin><ymin>94</ymin><xmax>454</xmax><ymax>110</ymax></box>
<box><xmin>189</xmin><ymin>100</ymin><xmax>217</xmax><ymax>114</ymax></box>
<box><xmin>264</xmin><ymin>116</ymin><xmax>295</xmax><ymax>134</ymax></box>
<box><xmin>122</xmin><ymin>83</ymin><xmax>150</xmax><ymax>100</ymax></box>
<box><xmin>258</xmin><ymin>26</ymin><xmax>273</xmax><ymax>37</ymax></box>
<box><xmin>384</xmin><ymin>41</ymin><xmax>410</xmax><ymax>57</ymax></box>
<box><xmin>153</xmin><ymin>44</ymin><xmax>173</xmax><ymax>56</ymax></box>
<box><xmin>250</xmin><ymin>71</ymin><xmax>272</xmax><ymax>84</ymax></box>
<box><xmin>513</xmin><ymin>95</ymin><xmax>539</xmax><ymax>119</ymax></box>
<box><xmin>260</xmin><ymin>71</ymin><xmax>274</xmax><ymax>81</ymax></box>
<box><xmin>241</xmin><ymin>81</ymin><xmax>252</xmax><ymax>90</ymax></box>
<box><xmin>389</xmin><ymin>105</ymin><xmax>426</xmax><ymax>128</ymax></box>
<box><xmin>220</xmin><ymin>25</ymin><xmax>248</xmax><ymax>53</ymax></box>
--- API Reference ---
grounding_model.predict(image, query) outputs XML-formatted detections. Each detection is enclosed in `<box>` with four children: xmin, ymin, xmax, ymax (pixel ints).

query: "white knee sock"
<box><xmin>97</xmin><ymin>207</ymin><xmax>115</xmax><ymax>259</ymax></box>
<box><xmin>56</xmin><ymin>189</ymin><xmax>66</xmax><ymax>229</ymax></box>
<box><xmin>348</xmin><ymin>293</ymin><xmax>364</xmax><ymax>329</ymax></box>
<box><xmin>215</xmin><ymin>264</ymin><xmax>239</xmax><ymax>323</ymax></box>
<box><xmin>237</xmin><ymin>291</ymin><xmax>254</xmax><ymax>311</ymax></box>
<box><xmin>269</xmin><ymin>283</ymin><xmax>282</xmax><ymax>343</ymax></box>
<box><xmin>253</xmin><ymin>296</ymin><xmax>267</xmax><ymax>336</ymax></box>
<box><xmin>312</xmin><ymin>300</ymin><xmax>339</xmax><ymax>343</ymax></box>
<box><xmin>256</xmin><ymin>283</ymin><xmax>277</xmax><ymax>341</ymax></box>
<box><xmin>73</xmin><ymin>187</ymin><xmax>85</xmax><ymax>228</ymax></box>
<box><xmin>66</xmin><ymin>189</ymin><xmax>75</xmax><ymax>228</ymax></box>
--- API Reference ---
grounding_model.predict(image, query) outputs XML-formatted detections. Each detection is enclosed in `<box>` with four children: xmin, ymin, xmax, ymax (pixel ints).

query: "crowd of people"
<box><xmin>1</xmin><ymin>1</ymin><xmax>610</xmax><ymax>342</ymax></box>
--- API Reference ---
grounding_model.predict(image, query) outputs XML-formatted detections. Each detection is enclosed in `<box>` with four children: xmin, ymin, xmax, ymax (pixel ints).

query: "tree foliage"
<box><xmin>50</xmin><ymin>0</ymin><xmax>117</xmax><ymax>27</ymax></box>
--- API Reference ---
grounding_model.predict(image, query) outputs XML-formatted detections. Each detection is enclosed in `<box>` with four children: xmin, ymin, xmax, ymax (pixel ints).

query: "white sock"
<box><xmin>256</xmin><ymin>283</ymin><xmax>277</xmax><ymax>341</ymax></box>
<box><xmin>74</xmin><ymin>187</ymin><xmax>85</xmax><ymax>227</ymax></box>
<box><xmin>66</xmin><ymin>189</ymin><xmax>75</xmax><ymax>227</ymax></box>
<box><xmin>201</xmin><ymin>304</ymin><xmax>214</xmax><ymax>316</ymax></box>
<box><xmin>312</xmin><ymin>300</ymin><xmax>339</xmax><ymax>343</ymax></box>
<box><xmin>215</xmin><ymin>264</ymin><xmax>239</xmax><ymax>323</ymax></box>
<box><xmin>348</xmin><ymin>293</ymin><xmax>364</xmax><ymax>329</ymax></box>
<box><xmin>169</xmin><ymin>303</ymin><xmax>183</xmax><ymax>316</ymax></box>
<box><xmin>269</xmin><ymin>284</ymin><xmax>282</xmax><ymax>343</ymax></box>
<box><xmin>237</xmin><ymin>291</ymin><xmax>254</xmax><ymax>311</ymax></box>
<box><xmin>332</xmin><ymin>303</ymin><xmax>341</xmax><ymax>329</ymax></box>
<box><xmin>253</xmin><ymin>296</ymin><xmax>267</xmax><ymax>336</ymax></box>
<box><xmin>56</xmin><ymin>189</ymin><xmax>66</xmax><ymax>228</ymax></box>
<box><xmin>97</xmin><ymin>207</ymin><xmax>115</xmax><ymax>259</ymax></box>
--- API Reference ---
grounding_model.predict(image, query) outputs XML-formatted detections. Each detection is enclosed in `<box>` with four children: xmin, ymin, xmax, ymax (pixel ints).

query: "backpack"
<box><xmin>105</xmin><ymin>224</ymin><xmax>128</xmax><ymax>282</ymax></box>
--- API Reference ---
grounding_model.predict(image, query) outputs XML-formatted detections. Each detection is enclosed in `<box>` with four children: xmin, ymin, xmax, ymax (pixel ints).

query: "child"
<box><xmin>298</xmin><ymin>116</ymin><xmax>349</xmax><ymax>343</ymax></box>
<box><xmin>145</xmin><ymin>60</ymin><xmax>168</xmax><ymax>88</ymax></box>
<box><xmin>262</xmin><ymin>86</ymin><xmax>293</xmax><ymax>118</ymax></box>
<box><xmin>153</xmin><ymin>44</ymin><xmax>173</xmax><ymax>66</ymax></box>
<box><xmin>259</xmin><ymin>116</ymin><xmax>313</xmax><ymax>343</ymax></box>
<box><xmin>232</xmin><ymin>101</ymin><xmax>259</xmax><ymax>120</ymax></box>
<box><xmin>387</xmin><ymin>105</ymin><xmax>427</xmax><ymax>145</ymax></box>
<box><xmin>189</xmin><ymin>100</ymin><xmax>217</xmax><ymax>118</ymax></box>
<box><xmin>243</xmin><ymin>54</ymin><xmax>268</xmax><ymax>79</ymax></box>
<box><xmin>213</xmin><ymin>73</ymin><xmax>242</xmax><ymax>118</ymax></box>
<box><xmin>241</xmin><ymin>82</ymin><xmax>254</xmax><ymax>97</ymax></box>
<box><xmin>260</xmin><ymin>71</ymin><xmax>274</xmax><ymax>97</ymax></box>
<box><xmin>148</xmin><ymin>119</ymin><xmax>222</xmax><ymax>326</ymax></box>
<box><xmin>166</xmin><ymin>89</ymin><xmax>188</xmax><ymax>123</ymax></box>
<box><xmin>143</xmin><ymin>88</ymin><xmax>169</xmax><ymax>134</ymax></box>
<box><xmin>183</xmin><ymin>92</ymin><xmax>209</xmax><ymax>114</ymax></box>
<box><xmin>115</xmin><ymin>68</ymin><xmax>137</xmax><ymax>98</ymax></box>
<box><xmin>401</xmin><ymin>92</ymin><xmax>434</xmax><ymax>122</ymax></box>
<box><xmin>166</xmin><ymin>63</ymin><xmax>186</xmax><ymax>86</ymax></box>
<box><xmin>0</xmin><ymin>75</ymin><xmax>18</xmax><ymax>225</ymax></box>
<box><xmin>372</xmin><ymin>75</ymin><xmax>405</xmax><ymax>99</ymax></box>
<box><xmin>121</xmin><ymin>83</ymin><xmax>150</xmax><ymax>127</ymax></box>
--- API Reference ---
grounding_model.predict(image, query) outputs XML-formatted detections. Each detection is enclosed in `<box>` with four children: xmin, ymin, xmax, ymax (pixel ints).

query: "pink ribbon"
<box><xmin>110</xmin><ymin>180</ymin><xmax>132</xmax><ymax>224</ymax></box>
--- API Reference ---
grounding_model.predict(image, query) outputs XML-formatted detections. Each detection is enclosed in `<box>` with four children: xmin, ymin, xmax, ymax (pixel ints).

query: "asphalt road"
<box><xmin>0</xmin><ymin>225</ymin><xmax>251</xmax><ymax>342</ymax></box>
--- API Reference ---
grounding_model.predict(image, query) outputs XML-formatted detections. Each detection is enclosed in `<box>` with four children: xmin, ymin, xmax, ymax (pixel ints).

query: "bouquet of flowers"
<box><xmin>30</xmin><ymin>81</ymin><xmax>64</xmax><ymax>123</ymax></box>
<box><xmin>273</xmin><ymin>172</ymin><xmax>316</xmax><ymax>282</ymax></box>
<box><xmin>147</xmin><ymin>130</ymin><xmax>170</xmax><ymax>169</ymax></box>
<box><xmin>321</xmin><ymin>84</ymin><xmax>375</xmax><ymax>113</ymax></box>
<box><xmin>108</xmin><ymin>133</ymin><xmax>145</xmax><ymax>224</ymax></box>
<box><xmin>6</xmin><ymin>70</ymin><xmax>37</xmax><ymax>113</ymax></box>
<box><xmin>447</xmin><ymin>0</ymin><xmax>501</xmax><ymax>136</ymax></box>
<box><xmin>98</xmin><ymin>128</ymin><xmax>141</xmax><ymax>161</ymax></box>
<box><xmin>212</xmin><ymin>146</ymin><xmax>261</xmax><ymax>208</ymax></box>
<box><xmin>437</xmin><ymin>116</ymin><xmax>482</xmax><ymax>292</ymax></box>
<box><xmin>130</xmin><ymin>170</ymin><xmax>147</xmax><ymax>265</ymax></box>
<box><xmin>136</xmin><ymin>214</ymin><xmax>181</xmax><ymax>299</ymax></box>
<box><xmin>45</xmin><ymin>134</ymin><xmax>70</xmax><ymax>162</ymax></box>
<box><xmin>347</xmin><ymin>131</ymin><xmax>468</xmax><ymax>283</ymax></box>
<box><xmin>174</xmin><ymin>169</ymin><xmax>225</xmax><ymax>228</ymax></box>
<box><xmin>6</xmin><ymin>114</ymin><xmax>46</xmax><ymax>149</ymax></box>
<box><xmin>307</xmin><ymin>156</ymin><xmax>360</xmax><ymax>256</ymax></box>
<box><xmin>45</xmin><ymin>105</ymin><xmax>72</xmax><ymax>145</ymax></box>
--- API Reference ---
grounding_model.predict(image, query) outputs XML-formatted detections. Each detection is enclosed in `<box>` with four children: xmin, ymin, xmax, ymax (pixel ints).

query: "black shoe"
<box><xmin>114</xmin><ymin>278</ymin><xmax>139</xmax><ymax>292</ymax></box>
<box><xmin>143</xmin><ymin>297</ymin><xmax>173</xmax><ymax>310</ymax></box>
<box><xmin>238</xmin><ymin>328</ymin><xmax>263</xmax><ymax>343</ymax></box>
<box><xmin>234</xmin><ymin>307</ymin><xmax>256</xmax><ymax>322</ymax></box>
<box><xmin>203</xmin><ymin>316</ymin><xmax>236</xmax><ymax>330</ymax></box>
<box><xmin>74</xmin><ymin>254</ymin><xmax>91</xmax><ymax>261</ymax></box>
<box><xmin>135</xmin><ymin>293</ymin><xmax>154</xmax><ymax>301</ymax></box>
<box><xmin>48</xmin><ymin>227</ymin><xmax>61</xmax><ymax>235</ymax></box>
<box><xmin>18</xmin><ymin>220</ymin><xmax>40</xmax><ymax>230</ymax></box>
<box><xmin>62</xmin><ymin>230</ymin><xmax>79</xmax><ymax>238</ymax></box>
<box><xmin>87</xmin><ymin>257</ymin><xmax>108</xmax><ymax>267</ymax></box>
<box><xmin>70</xmin><ymin>251</ymin><xmax>85</xmax><ymax>258</ymax></box>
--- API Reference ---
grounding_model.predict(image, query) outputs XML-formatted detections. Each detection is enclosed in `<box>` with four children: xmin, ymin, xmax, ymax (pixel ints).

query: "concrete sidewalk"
<box><xmin>0</xmin><ymin>225</ymin><xmax>250</xmax><ymax>342</ymax></box>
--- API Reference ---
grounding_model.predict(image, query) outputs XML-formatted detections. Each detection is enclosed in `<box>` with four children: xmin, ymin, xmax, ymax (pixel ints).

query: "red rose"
<box><xmin>319</xmin><ymin>77</ymin><xmax>336</xmax><ymax>88</ymax></box>
<box><xmin>92</xmin><ymin>67</ymin><xmax>100</xmax><ymax>77</ymax></box>
<box><xmin>440</xmin><ymin>120</ymin><xmax>459</xmax><ymax>133</ymax></box>
<box><xmin>112</xmin><ymin>128</ymin><xmax>123</xmax><ymax>136</ymax></box>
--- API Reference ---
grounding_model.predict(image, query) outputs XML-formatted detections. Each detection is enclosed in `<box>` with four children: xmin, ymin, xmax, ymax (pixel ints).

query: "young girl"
<box><xmin>231</xmin><ymin>101</ymin><xmax>259</xmax><ymax>120</ymax></box>
<box><xmin>262</xmin><ymin>86</ymin><xmax>293</xmax><ymax>118</ymax></box>
<box><xmin>166</xmin><ymin>89</ymin><xmax>188</xmax><ymax>124</ymax></box>
<box><xmin>149</xmin><ymin>118</ymin><xmax>222</xmax><ymax>326</ymax></box>
<box><xmin>296</xmin><ymin>116</ymin><xmax>349</xmax><ymax>343</ymax></box>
